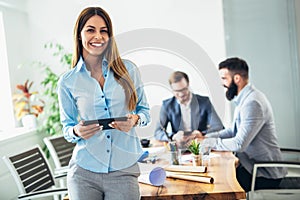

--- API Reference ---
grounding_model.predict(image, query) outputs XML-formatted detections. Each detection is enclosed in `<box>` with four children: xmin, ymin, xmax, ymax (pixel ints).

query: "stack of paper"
<box><xmin>164</xmin><ymin>165</ymin><xmax>207</xmax><ymax>173</ymax></box>
<box><xmin>166</xmin><ymin>172</ymin><xmax>214</xmax><ymax>183</ymax></box>
<box><xmin>164</xmin><ymin>165</ymin><xmax>214</xmax><ymax>184</ymax></box>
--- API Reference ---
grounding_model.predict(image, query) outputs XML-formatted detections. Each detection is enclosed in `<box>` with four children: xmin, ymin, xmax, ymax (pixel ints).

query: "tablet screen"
<box><xmin>83</xmin><ymin>116</ymin><xmax>128</xmax><ymax>130</ymax></box>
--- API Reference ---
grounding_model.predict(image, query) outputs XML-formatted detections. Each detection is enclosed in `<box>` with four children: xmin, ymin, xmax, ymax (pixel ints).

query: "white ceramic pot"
<box><xmin>22</xmin><ymin>114</ymin><xmax>37</xmax><ymax>129</ymax></box>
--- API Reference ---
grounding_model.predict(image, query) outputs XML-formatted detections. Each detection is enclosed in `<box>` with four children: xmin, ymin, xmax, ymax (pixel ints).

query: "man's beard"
<box><xmin>224</xmin><ymin>81</ymin><xmax>238</xmax><ymax>101</ymax></box>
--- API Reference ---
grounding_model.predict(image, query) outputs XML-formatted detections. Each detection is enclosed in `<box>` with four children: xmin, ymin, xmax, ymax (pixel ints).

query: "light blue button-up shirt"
<box><xmin>57</xmin><ymin>57</ymin><xmax>150</xmax><ymax>173</ymax></box>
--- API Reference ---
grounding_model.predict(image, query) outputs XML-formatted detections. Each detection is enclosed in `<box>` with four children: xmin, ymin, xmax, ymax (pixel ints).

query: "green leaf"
<box><xmin>38</xmin><ymin>42</ymin><xmax>70</xmax><ymax>138</ymax></box>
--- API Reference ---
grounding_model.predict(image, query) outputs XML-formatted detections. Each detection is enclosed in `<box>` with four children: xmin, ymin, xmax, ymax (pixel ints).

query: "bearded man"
<box><xmin>203</xmin><ymin>57</ymin><xmax>286</xmax><ymax>192</ymax></box>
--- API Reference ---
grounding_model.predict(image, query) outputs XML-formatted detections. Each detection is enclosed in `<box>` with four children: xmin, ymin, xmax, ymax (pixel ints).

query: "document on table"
<box><xmin>164</xmin><ymin>165</ymin><xmax>213</xmax><ymax>184</ymax></box>
<box><xmin>164</xmin><ymin>165</ymin><xmax>207</xmax><ymax>173</ymax></box>
<box><xmin>142</xmin><ymin>146</ymin><xmax>166</xmax><ymax>154</ymax></box>
<box><xmin>138</xmin><ymin>163</ymin><xmax>166</xmax><ymax>186</ymax></box>
<box><xmin>166</xmin><ymin>171</ymin><xmax>214</xmax><ymax>184</ymax></box>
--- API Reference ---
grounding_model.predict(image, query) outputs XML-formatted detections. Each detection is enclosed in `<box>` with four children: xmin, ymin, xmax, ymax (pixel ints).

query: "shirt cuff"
<box><xmin>205</xmin><ymin>131</ymin><xmax>220</xmax><ymax>138</ymax></box>
<box><xmin>137</xmin><ymin>113</ymin><xmax>147</xmax><ymax>127</ymax></box>
<box><xmin>68</xmin><ymin>126</ymin><xmax>81</xmax><ymax>142</ymax></box>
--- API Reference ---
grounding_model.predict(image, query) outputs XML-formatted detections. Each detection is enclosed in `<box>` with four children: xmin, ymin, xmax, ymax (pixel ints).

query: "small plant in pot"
<box><xmin>13</xmin><ymin>80</ymin><xmax>44</xmax><ymax>128</ymax></box>
<box><xmin>188</xmin><ymin>139</ymin><xmax>202</xmax><ymax>166</ymax></box>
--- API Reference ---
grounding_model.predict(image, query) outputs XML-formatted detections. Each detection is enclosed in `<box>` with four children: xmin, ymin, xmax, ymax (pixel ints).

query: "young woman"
<box><xmin>57</xmin><ymin>7</ymin><xmax>150</xmax><ymax>200</ymax></box>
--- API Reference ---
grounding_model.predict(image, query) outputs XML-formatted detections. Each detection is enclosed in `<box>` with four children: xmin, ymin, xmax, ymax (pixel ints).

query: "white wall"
<box><xmin>25</xmin><ymin>0</ymin><xmax>226</xmax><ymax>63</ymax></box>
<box><xmin>0</xmin><ymin>12</ymin><xmax>15</xmax><ymax>129</ymax></box>
<box><xmin>0</xmin><ymin>0</ymin><xmax>31</xmax><ymax>93</ymax></box>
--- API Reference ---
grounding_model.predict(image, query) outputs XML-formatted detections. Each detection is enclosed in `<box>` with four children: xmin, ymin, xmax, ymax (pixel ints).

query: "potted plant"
<box><xmin>39</xmin><ymin>42</ymin><xmax>72</xmax><ymax>136</ymax></box>
<box><xmin>13</xmin><ymin>80</ymin><xmax>44</xmax><ymax>128</ymax></box>
<box><xmin>188</xmin><ymin>139</ymin><xmax>202</xmax><ymax>166</ymax></box>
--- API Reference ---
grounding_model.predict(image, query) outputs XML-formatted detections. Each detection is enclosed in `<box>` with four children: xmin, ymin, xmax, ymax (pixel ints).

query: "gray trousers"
<box><xmin>67</xmin><ymin>162</ymin><xmax>141</xmax><ymax>200</ymax></box>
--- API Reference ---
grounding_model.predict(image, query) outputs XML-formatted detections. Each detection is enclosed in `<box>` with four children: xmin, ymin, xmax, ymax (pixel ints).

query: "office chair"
<box><xmin>247</xmin><ymin>148</ymin><xmax>300</xmax><ymax>200</ymax></box>
<box><xmin>43</xmin><ymin>135</ymin><xmax>75</xmax><ymax>174</ymax></box>
<box><xmin>2</xmin><ymin>145</ymin><xmax>68</xmax><ymax>200</ymax></box>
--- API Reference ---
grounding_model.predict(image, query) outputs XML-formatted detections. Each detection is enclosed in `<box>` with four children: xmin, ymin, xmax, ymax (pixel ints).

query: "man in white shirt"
<box><xmin>154</xmin><ymin>71</ymin><xmax>223</xmax><ymax>148</ymax></box>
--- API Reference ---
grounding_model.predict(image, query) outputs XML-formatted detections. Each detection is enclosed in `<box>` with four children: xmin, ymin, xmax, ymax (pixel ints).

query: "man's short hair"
<box><xmin>169</xmin><ymin>71</ymin><xmax>189</xmax><ymax>85</ymax></box>
<box><xmin>219</xmin><ymin>57</ymin><xmax>249</xmax><ymax>79</ymax></box>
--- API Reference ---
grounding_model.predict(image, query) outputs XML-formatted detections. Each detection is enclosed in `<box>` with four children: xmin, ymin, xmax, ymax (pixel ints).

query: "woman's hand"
<box><xmin>73</xmin><ymin>121</ymin><xmax>103</xmax><ymax>139</ymax></box>
<box><xmin>109</xmin><ymin>114</ymin><xmax>139</xmax><ymax>132</ymax></box>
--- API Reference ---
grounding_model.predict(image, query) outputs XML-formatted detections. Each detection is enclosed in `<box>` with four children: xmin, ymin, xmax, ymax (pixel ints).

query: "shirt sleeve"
<box><xmin>214</xmin><ymin>100</ymin><xmax>265</xmax><ymax>152</ymax></box>
<box><xmin>57</xmin><ymin>77</ymin><xmax>81</xmax><ymax>143</ymax></box>
<box><xmin>125</xmin><ymin>60</ymin><xmax>150</xmax><ymax>127</ymax></box>
<box><xmin>205</xmin><ymin>127</ymin><xmax>233</xmax><ymax>138</ymax></box>
<box><xmin>154</xmin><ymin>104</ymin><xmax>170</xmax><ymax>141</ymax></box>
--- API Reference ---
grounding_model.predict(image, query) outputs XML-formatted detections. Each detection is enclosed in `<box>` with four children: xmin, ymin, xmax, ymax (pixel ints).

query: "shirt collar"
<box><xmin>233</xmin><ymin>83</ymin><xmax>252</xmax><ymax>105</ymax></box>
<box><xmin>74</xmin><ymin>56</ymin><xmax>85</xmax><ymax>73</ymax></box>
<box><xmin>74</xmin><ymin>56</ymin><xmax>109</xmax><ymax>73</ymax></box>
<box><xmin>177</xmin><ymin>92</ymin><xmax>193</xmax><ymax>107</ymax></box>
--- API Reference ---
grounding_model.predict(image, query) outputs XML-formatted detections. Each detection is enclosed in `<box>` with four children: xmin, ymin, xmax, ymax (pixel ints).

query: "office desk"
<box><xmin>140</xmin><ymin>151</ymin><xmax>245</xmax><ymax>200</ymax></box>
<box><xmin>64</xmin><ymin>151</ymin><xmax>245</xmax><ymax>200</ymax></box>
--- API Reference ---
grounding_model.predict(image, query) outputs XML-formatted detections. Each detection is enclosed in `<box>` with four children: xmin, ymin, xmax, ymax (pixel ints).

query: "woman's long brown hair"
<box><xmin>72</xmin><ymin>7</ymin><xmax>137</xmax><ymax>111</ymax></box>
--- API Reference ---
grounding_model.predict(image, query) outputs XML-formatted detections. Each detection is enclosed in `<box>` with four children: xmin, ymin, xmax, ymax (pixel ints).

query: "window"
<box><xmin>0</xmin><ymin>11</ymin><xmax>15</xmax><ymax>131</ymax></box>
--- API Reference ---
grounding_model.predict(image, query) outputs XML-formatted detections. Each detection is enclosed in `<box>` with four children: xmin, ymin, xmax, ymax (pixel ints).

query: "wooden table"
<box><xmin>64</xmin><ymin>151</ymin><xmax>245</xmax><ymax>200</ymax></box>
<box><xmin>140</xmin><ymin>151</ymin><xmax>245</xmax><ymax>200</ymax></box>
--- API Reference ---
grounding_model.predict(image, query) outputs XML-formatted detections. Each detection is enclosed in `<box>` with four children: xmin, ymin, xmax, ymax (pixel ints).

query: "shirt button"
<box><xmin>101</xmin><ymin>95</ymin><xmax>104</xmax><ymax>98</ymax></box>
<box><xmin>107</xmin><ymin>135</ymin><xmax>110</xmax><ymax>139</ymax></box>
<box><xmin>104</xmin><ymin>74</ymin><xmax>107</xmax><ymax>77</ymax></box>
<box><xmin>104</xmin><ymin>108</ymin><xmax>107</xmax><ymax>111</ymax></box>
<box><xmin>107</xmin><ymin>150</ymin><xmax>110</xmax><ymax>153</ymax></box>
